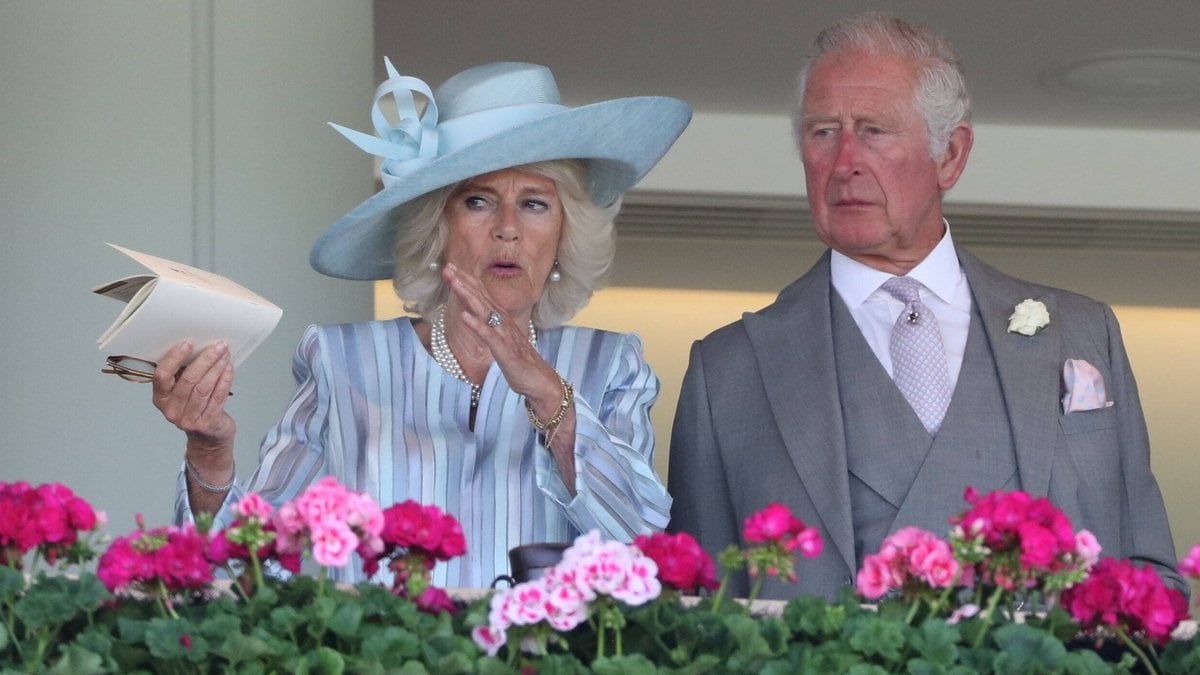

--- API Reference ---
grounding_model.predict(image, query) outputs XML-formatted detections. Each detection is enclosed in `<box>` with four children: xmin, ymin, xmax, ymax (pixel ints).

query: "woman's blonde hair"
<box><xmin>390</xmin><ymin>160</ymin><xmax>619</xmax><ymax>328</ymax></box>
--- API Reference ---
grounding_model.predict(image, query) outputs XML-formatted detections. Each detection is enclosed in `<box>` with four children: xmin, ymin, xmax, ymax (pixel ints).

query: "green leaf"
<box><xmin>313</xmin><ymin>645</ymin><xmax>345</xmax><ymax>674</ymax></box>
<box><xmin>69</xmin><ymin>630</ymin><xmax>114</xmax><ymax>661</ymax></box>
<box><xmin>845</xmin><ymin>664</ymin><xmax>890</xmax><ymax>675</ymax></box>
<box><xmin>327</xmin><ymin>601</ymin><xmax>363</xmax><ymax>638</ymax></box>
<box><xmin>14</xmin><ymin>578</ymin><xmax>80</xmax><ymax>628</ymax></box>
<box><xmin>592</xmin><ymin>653</ymin><xmax>658</xmax><ymax>675</ymax></box>
<box><xmin>475</xmin><ymin>657</ymin><xmax>519</xmax><ymax>675</ymax></box>
<box><xmin>359</xmin><ymin>625</ymin><xmax>421</xmax><ymax>662</ymax></box>
<box><xmin>784</xmin><ymin>594</ymin><xmax>846</xmax><ymax>640</ymax></box>
<box><xmin>116</xmin><ymin>615</ymin><xmax>148</xmax><ymax>643</ymax></box>
<box><xmin>44</xmin><ymin>643</ymin><xmax>108</xmax><ymax>675</ymax></box>
<box><xmin>990</xmin><ymin>623</ymin><xmax>1068</xmax><ymax>674</ymax></box>
<box><xmin>0</xmin><ymin>566</ymin><xmax>25</xmax><ymax>596</ymax></box>
<box><xmin>144</xmin><ymin>617</ymin><xmax>191</xmax><ymax>660</ymax></box>
<box><xmin>1057</xmin><ymin>648</ymin><xmax>1118</xmax><ymax>675</ymax></box>
<box><xmin>428</xmin><ymin>650</ymin><xmax>475</xmax><ymax>674</ymax></box>
<box><xmin>213</xmin><ymin>631</ymin><xmax>277</xmax><ymax>664</ymax></box>
<box><xmin>68</xmin><ymin>573</ymin><xmax>111</xmax><ymax>613</ymax></box>
<box><xmin>1159</xmin><ymin>637</ymin><xmax>1200</xmax><ymax>675</ymax></box>
<box><xmin>909</xmin><ymin>618</ymin><xmax>961</xmax><ymax>667</ymax></box>
<box><xmin>269</xmin><ymin>604</ymin><xmax>303</xmax><ymax>634</ymax></box>
<box><xmin>845</xmin><ymin>615</ymin><xmax>907</xmax><ymax>662</ymax></box>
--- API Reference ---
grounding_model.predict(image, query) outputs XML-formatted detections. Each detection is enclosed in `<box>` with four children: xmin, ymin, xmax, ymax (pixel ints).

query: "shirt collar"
<box><xmin>830</xmin><ymin>220</ymin><xmax>961</xmax><ymax>309</ymax></box>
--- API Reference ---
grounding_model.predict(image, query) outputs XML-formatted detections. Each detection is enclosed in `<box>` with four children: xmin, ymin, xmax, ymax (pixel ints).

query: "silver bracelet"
<box><xmin>185</xmin><ymin>457</ymin><xmax>236</xmax><ymax>493</ymax></box>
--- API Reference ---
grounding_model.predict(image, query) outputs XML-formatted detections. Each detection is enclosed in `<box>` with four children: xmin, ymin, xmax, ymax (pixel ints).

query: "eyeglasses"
<box><xmin>100</xmin><ymin>354</ymin><xmax>234</xmax><ymax>395</ymax></box>
<box><xmin>101</xmin><ymin>355</ymin><xmax>155</xmax><ymax>383</ymax></box>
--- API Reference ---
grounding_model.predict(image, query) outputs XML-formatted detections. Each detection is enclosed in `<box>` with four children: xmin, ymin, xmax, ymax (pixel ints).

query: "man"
<box><xmin>667</xmin><ymin>14</ymin><xmax>1182</xmax><ymax>600</ymax></box>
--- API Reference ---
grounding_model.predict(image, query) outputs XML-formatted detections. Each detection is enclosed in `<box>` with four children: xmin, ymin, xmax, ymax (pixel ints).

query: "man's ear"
<box><xmin>936</xmin><ymin>123</ymin><xmax>973</xmax><ymax>192</ymax></box>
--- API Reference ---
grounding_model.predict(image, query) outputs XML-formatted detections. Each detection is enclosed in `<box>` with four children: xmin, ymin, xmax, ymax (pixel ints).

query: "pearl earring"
<box><xmin>549</xmin><ymin>260</ymin><xmax>562</xmax><ymax>283</ymax></box>
<box><xmin>428</xmin><ymin>261</ymin><xmax>440</xmax><ymax>272</ymax></box>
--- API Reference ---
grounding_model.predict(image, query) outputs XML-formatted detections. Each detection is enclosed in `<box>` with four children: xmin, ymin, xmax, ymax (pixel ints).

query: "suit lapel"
<box><xmin>742</xmin><ymin>252</ymin><xmax>856</xmax><ymax>574</ymax></box>
<box><xmin>958</xmin><ymin>249</ymin><xmax>1060</xmax><ymax>497</ymax></box>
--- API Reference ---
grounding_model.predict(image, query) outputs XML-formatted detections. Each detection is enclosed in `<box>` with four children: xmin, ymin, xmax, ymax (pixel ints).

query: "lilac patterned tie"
<box><xmin>881</xmin><ymin>277</ymin><xmax>953</xmax><ymax>435</ymax></box>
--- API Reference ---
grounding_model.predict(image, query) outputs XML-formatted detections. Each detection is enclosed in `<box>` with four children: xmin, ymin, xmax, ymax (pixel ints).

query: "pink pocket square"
<box><xmin>1062</xmin><ymin>358</ymin><xmax>1114</xmax><ymax>413</ymax></box>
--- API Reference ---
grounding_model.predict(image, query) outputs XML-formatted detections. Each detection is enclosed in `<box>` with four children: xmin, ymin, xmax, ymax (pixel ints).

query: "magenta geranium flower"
<box><xmin>634</xmin><ymin>531</ymin><xmax>718</xmax><ymax>593</ymax></box>
<box><xmin>1062</xmin><ymin>557</ymin><xmax>1189</xmax><ymax>645</ymax></box>
<box><xmin>0</xmin><ymin>480</ymin><xmax>102</xmax><ymax>568</ymax></box>
<box><xmin>97</xmin><ymin>522</ymin><xmax>213</xmax><ymax>594</ymax></box>
<box><xmin>950</xmin><ymin>487</ymin><xmax>1094</xmax><ymax>593</ymax></box>
<box><xmin>361</xmin><ymin>499</ymin><xmax>467</xmax><ymax>613</ymax></box>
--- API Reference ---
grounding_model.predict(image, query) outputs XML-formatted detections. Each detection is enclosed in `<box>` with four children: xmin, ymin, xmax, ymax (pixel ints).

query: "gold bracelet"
<box><xmin>526</xmin><ymin>375</ymin><xmax>574</xmax><ymax>435</ymax></box>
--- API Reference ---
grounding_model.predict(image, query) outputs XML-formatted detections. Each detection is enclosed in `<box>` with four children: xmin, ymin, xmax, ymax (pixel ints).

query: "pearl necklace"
<box><xmin>430</xmin><ymin>306</ymin><xmax>536</xmax><ymax>408</ymax></box>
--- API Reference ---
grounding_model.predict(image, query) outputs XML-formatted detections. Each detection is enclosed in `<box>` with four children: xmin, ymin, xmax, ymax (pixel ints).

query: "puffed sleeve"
<box><xmin>535</xmin><ymin>331</ymin><xmax>672</xmax><ymax>539</ymax></box>
<box><xmin>174</xmin><ymin>325</ymin><xmax>331</xmax><ymax>529</ymax></box>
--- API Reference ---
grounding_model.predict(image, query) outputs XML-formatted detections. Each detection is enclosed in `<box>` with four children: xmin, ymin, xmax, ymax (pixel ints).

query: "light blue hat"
<box><xmin>310</xmin><ymin>60</ymin><xmax>692</xmax><ymax>280</ymax></box>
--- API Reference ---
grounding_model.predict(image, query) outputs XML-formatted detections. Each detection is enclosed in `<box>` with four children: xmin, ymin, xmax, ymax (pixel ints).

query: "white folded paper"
<box><xmin>94</xmin><ymin>243</ymin><xmax>283</xmax><ymax>368</ymax></box>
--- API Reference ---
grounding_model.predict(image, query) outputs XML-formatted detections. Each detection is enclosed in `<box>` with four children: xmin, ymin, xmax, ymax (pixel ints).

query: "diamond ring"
<box><xmin>487</xmin><ymin>311</ymin><xmax>502</xmax><ymax>327</ymax></box>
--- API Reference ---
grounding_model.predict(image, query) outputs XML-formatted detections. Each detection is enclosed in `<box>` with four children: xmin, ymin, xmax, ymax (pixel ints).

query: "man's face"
<box><xmin>799</xmin><ymin>49</ymin><xmax>969</xmax><ymax>273</ymax></box>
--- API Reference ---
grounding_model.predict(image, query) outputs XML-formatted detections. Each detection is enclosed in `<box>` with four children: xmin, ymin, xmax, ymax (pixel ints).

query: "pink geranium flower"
<box><xmin>270</xmin><ymin>477</ymin><xmax>385</xmax><ymax>569</ymax></box>
<box><xmin>472</xmin><ymin>529</ymin><xmax>663</xmax><ymax>657</ymax></box>
<box><xmin>857</xmin><ymin>527</ymin><xmax>959</xmax><ymax>601</ymax></box>
<box><xmin>1178</xmin><ymin>543</ymin><xmax>1200</xmax><ymax>578</ymax></box>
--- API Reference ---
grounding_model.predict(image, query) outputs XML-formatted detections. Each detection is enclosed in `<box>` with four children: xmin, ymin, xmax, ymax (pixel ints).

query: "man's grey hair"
<box><xmin>792</xmin><ymin>13</ymin><xmax>971</xmax><ymax>159</ymax></box>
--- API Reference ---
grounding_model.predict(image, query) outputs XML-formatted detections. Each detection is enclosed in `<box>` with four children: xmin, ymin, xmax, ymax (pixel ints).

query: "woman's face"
<box><xmin>442</xmin><ymin>168</ymin><xmax>564</xmax><ymax>318</ymax></box>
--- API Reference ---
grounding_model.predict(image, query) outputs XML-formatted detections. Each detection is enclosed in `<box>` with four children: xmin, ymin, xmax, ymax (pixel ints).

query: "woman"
<box><xmin>153</xmin><ymin>60</ymin><xmax>691</xmax><ymax>586</ymax></box>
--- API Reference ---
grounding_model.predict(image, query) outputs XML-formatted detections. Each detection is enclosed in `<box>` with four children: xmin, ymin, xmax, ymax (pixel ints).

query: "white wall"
<box><xmin>0</xmin><ymin>1</ymin><xmax>374</xmax><ymax>532</ymax></box>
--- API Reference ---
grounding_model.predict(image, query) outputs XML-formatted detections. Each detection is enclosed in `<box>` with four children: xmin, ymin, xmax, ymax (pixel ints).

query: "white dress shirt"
<box><xmin>829</xmin><ymin>224</ymin><xmax>973</xmax><ymax>389</ymax></box>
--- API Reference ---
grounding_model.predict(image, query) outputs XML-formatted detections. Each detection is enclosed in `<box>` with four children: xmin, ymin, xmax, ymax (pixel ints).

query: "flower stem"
<box><xmin>596</xmin><ymin>613</ymin><xmax>606</xmax><ymax>660</ymax></box>
<box><xmin>711</xmin><ymin>574</ymin><xmax>729</xmax><ymax>614</ymax></box>
<box><xmin>1116</xmin><ymin>629</ymin><xmax>1160</xmax><ymax>675</ymax></box>
<box><xmin>249</xmin><ymin>549</ymin><xmax>265</xmax><ymax>593</ymax></box>
<box><xmin>904</xmin><ymin>596</ymin><xmax>922</xmax><ymax>625</ymax></box>
<box><xmin>746</xmin><ymin>574</ymin><xmax>765</xmax><ymax>608</ymax></box>
<box><xmin>4</xmin><ymin>600</ymin><xmax>24</xmax><ymax>659</ymax></box>
<box><xmin>972</xmin><ymin>585</ymin><xmax>1005</xmax><ymax>648</ymax></box>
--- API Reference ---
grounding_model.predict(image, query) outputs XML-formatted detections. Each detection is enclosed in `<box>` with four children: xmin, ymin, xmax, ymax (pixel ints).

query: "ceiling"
<box><xmin>374</xmin><ymin>1</ymin><xmax>1200</xmax><ymax>132</ymax></box>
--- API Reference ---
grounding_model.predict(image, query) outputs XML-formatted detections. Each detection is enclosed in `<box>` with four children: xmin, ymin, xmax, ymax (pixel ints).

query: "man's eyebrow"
<box><xmin>801</xmin><ymin>113</ymin><xmax>840</xmax><ymax>125</ymax></box>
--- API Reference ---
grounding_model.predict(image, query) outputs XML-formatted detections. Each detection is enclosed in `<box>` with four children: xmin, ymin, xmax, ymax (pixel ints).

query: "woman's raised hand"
<box><xmin>442</xmin><ymin>263</ymin><xmax>560</xmax><ymax>402</ymax></box>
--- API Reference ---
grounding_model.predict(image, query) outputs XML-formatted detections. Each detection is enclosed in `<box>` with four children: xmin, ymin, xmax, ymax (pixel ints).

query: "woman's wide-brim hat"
<box><xmin>310</xmin><ymin>60</ymin><xmax>692</xmax><ymax>280</ymax></box>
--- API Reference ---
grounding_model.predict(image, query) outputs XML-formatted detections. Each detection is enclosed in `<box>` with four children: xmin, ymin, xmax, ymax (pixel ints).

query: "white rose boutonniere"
<box><xmin>1008</xmin><ymin>299</ymin><xmax>1050</xmax><ymax>336</ymax></box>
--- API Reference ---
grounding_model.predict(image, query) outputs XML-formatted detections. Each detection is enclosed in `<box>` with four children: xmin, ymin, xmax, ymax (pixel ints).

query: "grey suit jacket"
<box><xmin>667</xmin><ymin>247</ymin><xmax>1182</xmax><ymax>599</ymax></box>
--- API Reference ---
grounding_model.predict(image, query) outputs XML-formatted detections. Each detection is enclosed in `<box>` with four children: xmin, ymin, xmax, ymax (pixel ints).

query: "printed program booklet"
<box><xmin>94</xmin><ymin>243</ymin><xmax>283</xmax><ymax>368</ymax></box>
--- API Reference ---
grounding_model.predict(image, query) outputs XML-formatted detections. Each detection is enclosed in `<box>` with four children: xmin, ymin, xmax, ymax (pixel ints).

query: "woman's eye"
<box><xmin>524</xmin><ymin>199</ymin><xmax>549</xmax><ymax>212</ymax></box>
<box><xmin>463</xmin><ymin>195</ymin><xmax>488</xmax><ymax>210</ymax></box>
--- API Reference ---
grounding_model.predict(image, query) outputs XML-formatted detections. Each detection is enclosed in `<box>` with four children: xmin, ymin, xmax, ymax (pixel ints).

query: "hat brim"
<box><xmin>310</xmin><ymin>96</ymin><xmax>691</xmax><ymax>280</ymax></box>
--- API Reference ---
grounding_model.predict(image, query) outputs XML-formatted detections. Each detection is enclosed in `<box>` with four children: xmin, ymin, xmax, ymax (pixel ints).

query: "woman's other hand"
<box><xmin>153</xmin><ymin>340</ymin><xmax>236</xmax><ymax>451</ymax></box>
